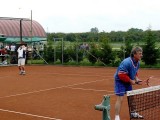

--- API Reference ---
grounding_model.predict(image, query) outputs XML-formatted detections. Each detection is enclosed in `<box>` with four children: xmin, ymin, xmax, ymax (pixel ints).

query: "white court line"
<box><xmin>0</xmin><ymin>108</ymin><xmax>62</xmax><ymax>120</ymax></box>
<box><xmin>0</xmin><ymin>75</ymin><xmax>14</xmax><ymax>78</ymax></box>
<box><xmin>67</xmin><ymin>86</ymin><xmax>114</xmax><ymax>93</ymax></box>
<box><xmin>31</xmin><ymin>72</ymin><xmax>109</xmax><ymax>78</ymax></box>
<box><xmin>0</xmin><ymin>79</ymin><xmax>108</xmax><ymax>99</ymax></box>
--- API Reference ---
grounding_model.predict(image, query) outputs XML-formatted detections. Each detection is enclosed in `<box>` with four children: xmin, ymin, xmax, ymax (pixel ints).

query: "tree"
<box><xmin>43</xmin><ymin>40</ymin><xmax>54</xmax><ymax>63</ymax></box>
<box><xmin>99</xmin><ymin>40</ymin><xmax>115</xmax><ymax>65</ymax></box>
<box><xmin>126</xmin><ymin>28</ymin><xmax>144</xmax><ymax>42</ymax></box>
<box><xmin>87</xmin><ymin>37</ymin><xmax>115</xmax><ymax>65</ymax></box>
<box><xmin>124</xmin><ymin>39</ymin><xmax>133</xmax><ymax>58</ymax></box>
<box><xmin>66</xmin><ymin>33</ymin><xmax>76</xmax><ymax>41</ymax></box>
<box><xmin>118</xmin><ymin>36</ymin><xmax>133</xmax><ymax>61</ymax></box>
<box><xmin>108</xmin><ymin>31</ymin><xmax>125</xmax><ymax>42</ymax></box>
<box><xmin>142</xmin><ymin>29</ymin><xmax>159</xmax><ymax>65</ymax></box>
<box><xmin>90</xmin><ymin>27</ymin><xmax>99</xmax><ymax>33</ymax></box>
<box><xmin>87</xmin><ymin>43</ymin><xmax>100</xmax><ymax>64</ymax></box>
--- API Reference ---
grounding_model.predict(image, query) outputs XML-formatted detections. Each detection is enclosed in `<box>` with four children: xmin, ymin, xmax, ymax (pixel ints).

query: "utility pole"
<box><xmin>30</xmin><ymin>10</ymin><xmax>33</xmax><ymax>64</ymax></box>
<box><xmin>20</xmin><ymin>19</ymin><xmax>23</xmax><ymax>44</ymax></box>
<box><xmin>123</xmin><ymin>37</ymin><xmax>125</xmax><ymax>59</ymax></box>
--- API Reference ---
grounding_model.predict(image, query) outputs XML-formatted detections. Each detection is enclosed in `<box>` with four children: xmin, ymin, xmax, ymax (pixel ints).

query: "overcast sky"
<box><xmin>1</xmin><ymin>0</ymin><xmax>160</xmax><ymax>33</ymax></box>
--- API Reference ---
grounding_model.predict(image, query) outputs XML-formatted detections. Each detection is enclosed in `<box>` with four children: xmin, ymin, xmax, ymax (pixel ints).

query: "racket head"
<box><xmin>145</xmin><ymin>78</ymin><xmax>150</xmax><ymax>86</ymax></box>
<box><xmin>144</xmin><ymin>76</ymin><xmax>159</xmax><ymax>87</ymax></box>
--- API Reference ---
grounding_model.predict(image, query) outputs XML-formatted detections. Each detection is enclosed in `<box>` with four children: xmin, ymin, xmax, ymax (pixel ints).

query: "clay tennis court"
<box><xmin>0</xmin><ymin>65</ymin><xmax>159</xmax><ymax>120</ymax></box>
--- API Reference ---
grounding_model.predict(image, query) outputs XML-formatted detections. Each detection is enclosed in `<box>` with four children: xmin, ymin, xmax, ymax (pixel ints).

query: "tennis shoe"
<box><xmin>22</xmin><ymin>71</ymin><xmax>26</xmax><ymax>75</ymax></box>
<box><xmin>19</xmin><ymin>71</ymin><xmax>23</xmax><ymax>75</ymax></box>
<box><xmin>131</xmin><ymin>112</ymin><xmax>143</xmax><ymax>119</ymax></box>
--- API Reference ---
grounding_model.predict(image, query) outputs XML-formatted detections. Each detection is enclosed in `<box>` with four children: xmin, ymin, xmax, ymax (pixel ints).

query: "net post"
<box><xmin>94</xmin><ymin>95</ymin><xmax>111</xmax><ymax>120</ymax></box>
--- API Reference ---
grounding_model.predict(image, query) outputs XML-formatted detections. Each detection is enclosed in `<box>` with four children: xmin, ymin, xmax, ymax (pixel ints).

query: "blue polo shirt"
<box><xmin>114</xmin><ymin>57</ymin><xmax>140</xmax><ymax>96</ymax></box>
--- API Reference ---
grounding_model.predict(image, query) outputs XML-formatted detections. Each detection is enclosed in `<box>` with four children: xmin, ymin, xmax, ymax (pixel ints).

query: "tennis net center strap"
<box><xmin>127</xmin><ymin>85</ymin><xmax>160</xmax><ymax>120</ymax></box>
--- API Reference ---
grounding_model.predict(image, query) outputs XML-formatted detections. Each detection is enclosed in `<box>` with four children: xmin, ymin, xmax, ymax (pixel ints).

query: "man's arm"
<box><xmin>118</xmin><ymin>73</ymin><xmax>138</xmax><ymax>85</ymax></box>
<box><xmin>134</xmin><ymin>75</ymin><xmax>143</xmax><ymax>85</ymax></box>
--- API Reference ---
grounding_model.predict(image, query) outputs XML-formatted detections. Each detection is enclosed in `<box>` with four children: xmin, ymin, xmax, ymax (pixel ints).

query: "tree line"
<box><xmin>44</xmin><ymin>27</ymin><xmax>160</xmax><ymax>66</ymax></box>
<box><xmin>47</xmin><ymin>27</ymin><xmax>160</xmax><ymax>43</ymax></box>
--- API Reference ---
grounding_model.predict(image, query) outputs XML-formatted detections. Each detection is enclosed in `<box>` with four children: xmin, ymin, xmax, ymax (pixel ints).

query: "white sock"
<box><xmin>115</xmin><ymin>115</ymin><xmax>120</xmax><ymax>120</ymax></box>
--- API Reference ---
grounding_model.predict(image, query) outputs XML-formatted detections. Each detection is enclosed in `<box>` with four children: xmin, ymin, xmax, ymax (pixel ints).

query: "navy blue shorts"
<box><xmin>114</xmin><ymin>80</ymin><xmax>132</xmax><ymax>96</ymax></box>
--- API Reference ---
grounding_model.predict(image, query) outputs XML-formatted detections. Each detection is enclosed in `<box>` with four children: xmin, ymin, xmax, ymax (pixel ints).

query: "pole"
<box><xmin>54</xmin><ymin>38</ymin><xmax>56</xmax><ymax>63</ymax></box>
<box><xmin>76</xmin><ymin>38</ymin><xmax>79</xmax><ymax>64</ymax></box>
<box><xmin>30</xmin><ymin>10</ymin><xmax>32</xmax><ymax>42</ymax></box>
<box><xmin>123</xmin><ymin>37</ymin><xmax>125</xmax><ymax>59</ymax></box>
<box><xmin>95</xmin><ymin>95</ymin><xmax>111</xmax><ymax>120</ymax></box>
<box><xmin>61</xmin><ymin>38</ymin><xmax>63</xmax><ymax>64</ymax></box>
<box><xmin>53</xmin><ymin>38</ymin><xmax>63</xmax><ymax>64</ymax></box>
<box><xmin>30</xmin><ymin>10</ymin><xmax>33</xmax><ymax>64</ymax></box>
<box><xmin>20</xmin><ymin>19</ymin><xmax>22</xmax><ymax>43</ymax></box>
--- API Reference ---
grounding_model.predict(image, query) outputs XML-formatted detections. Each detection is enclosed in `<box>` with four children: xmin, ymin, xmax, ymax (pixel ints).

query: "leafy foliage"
<box><xmin>87</xmin><ymin>43</ymin><xmax>99</xmax><ymax>64</ymax></box>
<box><xmin>44</xmin><ymin>27</ymin><xmax>160</xmax><ymax>66</ymax></box>
<box><xmin>43</xmin><ymin>40</ymin><xmax>54</xmax><ymax>62</ymax></box>
<box><xmin>142</xmin><ymin>29</ymin><xmax>159</xmax><ymax>65</ymax></box>
<box><xmin>98</xmin><ymin>40</ymin><xmax>115</xmax><ymax>65</ymax></box>
<box><xmin>65</xmin><ymin>43</ymin><xmax>84</xmax><ymax>63</ymax></box>
<box><xmin>87</xmin><ymin>40</ymin><xmax>115</xmax><ymax>65</ymax></box>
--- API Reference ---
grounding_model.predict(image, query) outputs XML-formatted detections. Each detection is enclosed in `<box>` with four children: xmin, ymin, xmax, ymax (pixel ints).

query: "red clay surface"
<box><xmin>0</xmin><ymin>65</ymin><xmax>159</xmax><ymax>120</ymax></box>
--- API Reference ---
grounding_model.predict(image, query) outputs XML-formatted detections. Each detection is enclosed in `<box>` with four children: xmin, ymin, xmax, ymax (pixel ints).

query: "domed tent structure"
<box><xmin>0</xmin><ymin>17</ymin><xmax>47</xmax><ymax>65</ymax></box>
<box><xmin>0</xmin><ymin>17</ymin><xmax>47</xmax><ymax>44</ymax></box>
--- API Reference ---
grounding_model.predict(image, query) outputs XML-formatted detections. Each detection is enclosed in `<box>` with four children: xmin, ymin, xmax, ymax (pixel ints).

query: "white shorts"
<box><xmin>18</xmin><ymin>58</ymin><xmax>26</xmax><ymax>66</ymax></box>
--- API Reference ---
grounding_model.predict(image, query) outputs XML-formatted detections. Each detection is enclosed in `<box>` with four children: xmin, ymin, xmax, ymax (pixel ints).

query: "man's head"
<box><xmin>130</xmin><ymin>46</ymin><xmax>143</xmax><ymax>61</ymax></box>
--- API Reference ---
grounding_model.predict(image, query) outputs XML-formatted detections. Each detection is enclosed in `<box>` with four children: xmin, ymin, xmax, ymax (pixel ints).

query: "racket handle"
<box><xmin>135</xmin><ymin>81</ymin><xmax>139</xmax><ymax>84</ymax></box>
<box><xmin>135</xmin><ymin>80</ymin><xmax>142</xmax><ymax>84</ymax></box>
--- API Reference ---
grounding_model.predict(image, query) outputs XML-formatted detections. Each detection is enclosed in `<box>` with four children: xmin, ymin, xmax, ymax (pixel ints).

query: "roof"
<box><xmin>0</xmin><ymin>34</ymin><xmax>6</xmax><ymax>42</ymax></box>
<box><xmin>4</xmin><ymin>37</ymin><xmax>46</xmax><ymax>43</ymax></box>
<box><xmin>0</xmin><ymin>17</ymin><xmax>46</xmax><ymax>38</ymax></box>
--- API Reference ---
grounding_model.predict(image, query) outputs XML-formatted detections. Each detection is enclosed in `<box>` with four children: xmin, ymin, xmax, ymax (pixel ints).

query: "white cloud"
<box><xmin>1</xmin><ymin>0</ymin><xmax>160</xmax><ymax>33</ymax></box>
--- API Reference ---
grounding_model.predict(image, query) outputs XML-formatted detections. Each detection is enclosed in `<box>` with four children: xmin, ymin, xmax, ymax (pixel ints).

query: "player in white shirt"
<box><xmin>17</xmin><ymin>45</ymin><xmax>27</xmax><ymax>75</ymax></box>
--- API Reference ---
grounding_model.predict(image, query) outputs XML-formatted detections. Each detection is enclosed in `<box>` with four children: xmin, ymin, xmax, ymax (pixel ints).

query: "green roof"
<box><xmin>0</xmin><ymin>37</ymin><xmax>6</xmax><ymax>42</ymax></box>
<box><xmin>4</xmin><ymin>37</ymin><xmax>46</xmax><ymax>43</ymax></box>
<box><xmin>0</xmin><ymin>35</ymin><xmax>6</xmax><ymax>42</ymax></box>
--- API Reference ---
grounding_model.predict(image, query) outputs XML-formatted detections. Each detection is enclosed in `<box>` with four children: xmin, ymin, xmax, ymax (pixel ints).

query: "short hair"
<box><xmin>130</xmin><ymin>46</ymin><xmax>143</xmax><ymax>57</ymax></box>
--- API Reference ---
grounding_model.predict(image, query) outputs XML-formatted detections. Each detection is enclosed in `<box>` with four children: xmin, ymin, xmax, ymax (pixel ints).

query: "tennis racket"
<box><xmin>144</xmin><ymin>76</ymin><xmax>152</xmax><ymax>86</ymax></box>
<box><xmin>143</xmin><ymin>76</ymin><xmax>160</xmax><ymax>87</ymax></box>
<box><xmin>135</xmin><ymin>76</ymin><xmax>153</xmax><ymax>86</ymax></box>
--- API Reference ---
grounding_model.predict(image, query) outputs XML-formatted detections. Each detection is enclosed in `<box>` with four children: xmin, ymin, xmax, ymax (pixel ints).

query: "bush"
<box><xmin>99</xmin><ymin>41</ymin><xmax>115</xmax><ymax>65</ymax></box>
<box><xmin>43</xmin><ymin>42</ymin><xmax>54</xmax><ymax>63</ymax></box>
<box><xmin>87</xmin><ymin>43</ymin><xmax>100</xmax><ymax>64</ymax></box>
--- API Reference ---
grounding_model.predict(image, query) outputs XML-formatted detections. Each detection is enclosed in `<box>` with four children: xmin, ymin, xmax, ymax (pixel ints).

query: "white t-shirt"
<box><xmin>10</xmin><ymin>45</ymin><xmax>16</xmax><ymax>51</ymax></box>
<box><xmin>17</xmin><ymin>46</ymin><xmax>26</xmax><ymax>58</ymax></box>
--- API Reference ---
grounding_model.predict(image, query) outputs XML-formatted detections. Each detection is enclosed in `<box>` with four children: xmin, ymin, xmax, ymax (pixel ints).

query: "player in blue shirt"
<box><xmin>114</xmin><ymin>46</ymin><xmax>143</xmax><ymax>120</ymax></box>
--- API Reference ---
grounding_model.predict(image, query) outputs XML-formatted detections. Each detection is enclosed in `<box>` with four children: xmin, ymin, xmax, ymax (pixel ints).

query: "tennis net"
<box><xmin>127</xmin><ymin>85</ymin><xmax>160</xmax><ymax>120</ymax></box>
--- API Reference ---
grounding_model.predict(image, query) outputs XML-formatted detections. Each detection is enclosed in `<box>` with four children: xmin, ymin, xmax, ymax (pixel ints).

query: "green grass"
<box><xmin>27</xmin><ymin>59</ymin><xmax>45</xmax><ymax>64</ymax></box>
